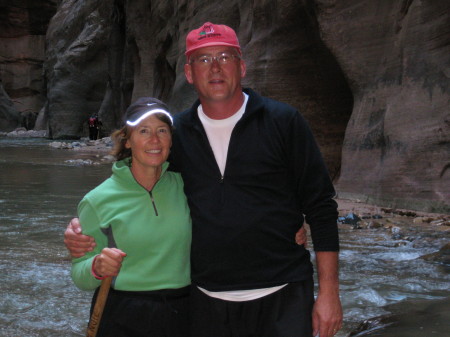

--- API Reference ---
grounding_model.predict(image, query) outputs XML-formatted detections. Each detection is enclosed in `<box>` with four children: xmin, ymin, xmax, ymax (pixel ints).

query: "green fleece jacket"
<box><xmin>71</xmin><ymin>158</ymin><xmax>191</xmax><ymax>291</ymax></box>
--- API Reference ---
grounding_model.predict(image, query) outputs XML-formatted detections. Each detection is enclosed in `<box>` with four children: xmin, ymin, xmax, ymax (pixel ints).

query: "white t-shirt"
<box><xmin>197</xmin><ymin>94</ymin><xmax>248</xmax><ymax>176</ymax></box>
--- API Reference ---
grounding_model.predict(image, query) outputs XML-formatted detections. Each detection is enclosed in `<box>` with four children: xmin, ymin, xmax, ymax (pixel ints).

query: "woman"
<box><xmin>71</xmin><ymin>97</ymin><xmax>191</xmax><ymax>337</ymax></box>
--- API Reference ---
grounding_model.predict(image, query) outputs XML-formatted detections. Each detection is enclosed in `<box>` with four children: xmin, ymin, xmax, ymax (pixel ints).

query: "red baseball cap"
<box><xmin>185</xmin><ymin>22</ymin><xmax>241</xmax><ymax>56</ymax></box>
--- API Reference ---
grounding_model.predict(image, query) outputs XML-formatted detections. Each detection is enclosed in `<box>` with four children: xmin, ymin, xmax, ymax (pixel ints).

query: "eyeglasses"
<box><xmin>189</xmin><ymin>52</ymin><xmax>240</xmax><ymax>66</ymax></box>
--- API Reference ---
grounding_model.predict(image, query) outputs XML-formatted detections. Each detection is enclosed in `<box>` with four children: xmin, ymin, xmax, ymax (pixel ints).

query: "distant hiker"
<box><xmin>88</xmin><ymin>115</ymin><xmax>100</xmax><ymax>140</ymax></box>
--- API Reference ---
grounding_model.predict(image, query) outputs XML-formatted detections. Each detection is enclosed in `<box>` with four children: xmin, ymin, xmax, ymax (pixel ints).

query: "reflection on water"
<box><xmin>0</xmin><ymin>138</ymin><xmax>448</xmax><ymax>336</ymax></box>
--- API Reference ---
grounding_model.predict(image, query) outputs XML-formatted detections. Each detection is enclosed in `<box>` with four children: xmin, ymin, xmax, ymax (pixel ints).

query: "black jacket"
<box><xmin>171</xmin><ymin>88</ymin><xmax>339</xmax><ymax>291</ymax></box>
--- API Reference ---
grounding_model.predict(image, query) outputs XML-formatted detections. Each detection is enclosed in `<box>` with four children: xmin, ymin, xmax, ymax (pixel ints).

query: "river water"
<box><xmin>0</xmin><ymin>138</ymin><xmax>448</xmax><ymax>337</ymax></box>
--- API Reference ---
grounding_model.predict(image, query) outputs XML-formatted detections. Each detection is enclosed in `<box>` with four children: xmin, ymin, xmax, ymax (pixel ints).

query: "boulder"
<box><xmin>420</xmin><ymin>242</ymin><xmax>450</xmax><ymax>264</ymax></box>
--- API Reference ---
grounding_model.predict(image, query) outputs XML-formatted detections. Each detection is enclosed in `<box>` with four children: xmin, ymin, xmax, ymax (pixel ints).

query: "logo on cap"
<box><xmin>200</xmin><ymin>24</ymin><xmax>214</xmax><ymax>36</ymax></box>
<box><xmin>197</xmin><ymin>24</ymin><xmax>221</xmax><ymax>41</ymax></box>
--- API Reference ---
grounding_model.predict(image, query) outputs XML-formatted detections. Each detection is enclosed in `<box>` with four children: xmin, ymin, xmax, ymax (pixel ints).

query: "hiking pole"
<box><xmin>86</xmin><ymin>276</ymin><xmax>112</xmax><ymax>337</ymax></box>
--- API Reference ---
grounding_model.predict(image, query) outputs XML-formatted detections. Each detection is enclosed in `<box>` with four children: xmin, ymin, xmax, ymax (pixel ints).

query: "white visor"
<box><xmin>126</xmin><ymin>107</ymin><xmax>173</xmax><ymax>126</ymax></box>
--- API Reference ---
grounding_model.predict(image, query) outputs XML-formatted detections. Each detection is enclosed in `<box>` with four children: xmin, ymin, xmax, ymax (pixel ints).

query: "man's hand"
<box><xmin>312</xmin><ymin>251</ymin><xmax>342</xmax><ymax>337</ymax></box>
<box><xmin>295</xmin><ymin>225</ymin><xmax>308</xmax><ymax>247</ymax></box>
<box><xmin>93</xmin><ymin>248</ymin><xmax>126</xmax><ymax>277</ymax></box>
<box><xmin>312</xmin><ymin>291</ymin><xmax>342</xmax><ymax>337</ymax></box>
<box><xmin>64</xmin><ymin>218</ymin><xmax>96</xmax><ymax>258</ymax></box>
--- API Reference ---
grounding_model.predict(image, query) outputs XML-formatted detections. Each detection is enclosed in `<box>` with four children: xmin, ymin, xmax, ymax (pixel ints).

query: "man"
<box><xmin>65</xmin><ymin>22</ymin><xmax>342</xmax><ymax>337</ymax></box>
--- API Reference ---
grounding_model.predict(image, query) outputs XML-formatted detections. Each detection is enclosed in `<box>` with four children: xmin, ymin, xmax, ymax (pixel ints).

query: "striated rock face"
<box><xmin>0</xmin><ymin>82</ymin><xmax>20</xmax><ymax>131</ymax></box>
<box><xmin>1</xmin><ymin>0</ymin><xmax>449</xmax><ymax>212</ymax></box>
<box><xmin>315</xmin><ymin>1</ymin><xmax>450</xmax><ymax>212</ymax></box>
<box><xmin>43</xmin><ymin>0</ymin><xmax>352</xmax><ymax>176</ymax></box>
<box><xmin>0</xmin><ymin>0</ymin><xmax>58</xmax><ymax>131</ymax></box>
<box><xmin>44</xmin><ymin>0</ymin><xmax>114</xmax><ymax>139</ymax></box>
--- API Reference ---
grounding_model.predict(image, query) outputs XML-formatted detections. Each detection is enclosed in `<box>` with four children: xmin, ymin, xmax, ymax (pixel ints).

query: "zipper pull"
<box><xmin>149</xmin><ymin>191</ymin><xmax>159</xmax><ymax>216</ymax></box>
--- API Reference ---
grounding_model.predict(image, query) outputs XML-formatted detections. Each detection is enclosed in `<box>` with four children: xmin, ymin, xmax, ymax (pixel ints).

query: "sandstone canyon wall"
<box><xmin>0</xmin><ymin>0</ymin><xmax>448</xmax><ymax>212</ymax></box>
<box><xmin>315</xmin><ymin>1</ymin><xmax>449</xmax><ymax>212</ymax></box>
<box><xmin>0</xmin><ymin>0</ymin><xmax>58</xmax><ymax>131</ymax></box>
<box><xmin>42</xmin><ymin>0</ymin><xmax>353</xmax><ymax>176</ymax></box>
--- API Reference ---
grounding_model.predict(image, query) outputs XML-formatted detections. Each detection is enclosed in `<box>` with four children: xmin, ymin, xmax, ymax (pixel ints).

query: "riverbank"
<box><xmin>336</xmin><ymin>198</ymin><xmax>449</xmax><ymax>228</ymax></box>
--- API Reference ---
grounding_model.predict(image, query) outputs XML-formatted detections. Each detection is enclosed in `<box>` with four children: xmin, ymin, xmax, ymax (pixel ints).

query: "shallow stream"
<box><xmin>0</xmin><ymin>138</ymin><xmax>448</xmax><ymax>336</ymax></box>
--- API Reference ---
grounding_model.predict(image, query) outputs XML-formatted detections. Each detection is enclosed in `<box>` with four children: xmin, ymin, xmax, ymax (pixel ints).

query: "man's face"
<box><xmin>184</xmin><ymin>46</ymin><xmax>246</xmax><ymax>106</ymax></box>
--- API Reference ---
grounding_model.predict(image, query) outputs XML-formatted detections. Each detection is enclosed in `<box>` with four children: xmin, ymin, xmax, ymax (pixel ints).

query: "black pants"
<box><xmin>190</xmin><ymin>279</ymin><xmax>314</xmax><ymax>337</ymax></box>
<box><xmin>89</xmin><ymin>127</ymin><xmax>98</xmax><ymax>140</ymax></box>
<box><xmin>90</xmin><ymin>286</ymin><xmax>190</xmax><ymax>337</ymax></box>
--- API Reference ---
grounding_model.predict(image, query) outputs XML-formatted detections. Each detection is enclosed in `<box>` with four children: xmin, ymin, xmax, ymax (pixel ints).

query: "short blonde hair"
<box><xmin>110</xmin><ymin>125</ymin><xmax>132</xmax><ymax>161</ymax></box>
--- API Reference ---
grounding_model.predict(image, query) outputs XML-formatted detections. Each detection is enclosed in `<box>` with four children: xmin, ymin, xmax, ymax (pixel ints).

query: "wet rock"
<box><xmin>101</xmin><ymin>155</ymin><xmax>116</xmax><ymax>163</ymax></box>
<box><xmin>397</xmin><ymin>210</ymin><xmax>417</xmax><ymax>217</ymax></box>
<box><xmin>391</xmin><ymin>226</ymin><xmax>403</xmax><ymax>240</ymax></box>
<box><xmin>349</xmin><ymin>314</ymin><xmax>398</xmax><ymax>336</ymax></box>
<box><xmin>430</xmin><ymin>219</ymin><xmax>450</xmax><ymax>226</ymax></box>
<box><xmin>71</xmin><ymin>141</ymin><xmax>85</xmax><ymax>148</ymax></box>
<box><xmin>49</xmin><ymin>137</ymin><xmax>112</xmax><ymax>152</ymax></box>
<box><xmin>352</xmin><ymin>222</ymin><xmax>364</xmax><ymax>230</ymax></box>
<box><xmin>392</xmin><ymin>233</ymin><xmax>403</xmax><ymax>240</ymax></box>
<box><xmin>413</xmin><ymin>217</ymin><xmax>424</xmax><ymax>224</ymax></box>
<box><xmin>367</xmin><ymin>221</ymin><xmax>384</xmax><ymax>229</ymax></box>
<box><xmin>339</xmin><ymin>212</ymin><xmax>362</xmax><ymax>225</ymax></box>
<box><xmin>420</xmin><ymin>242</ymin><xmax>450</xmax><ymax>264</ymax></box>
<box><xmin>49</xmin><ymin>141</ymin><xmax>73</xmax><ymax>149</ymax></box>
<box><xmin>391</xmin><ymin>226</ymin><xmax>401</xmax><ymax>234</ymax></box>
<box><xmin>381</xmin><ymin>208</ymin><xmax>394</xmax><ymax>214</ymax></box>
<box><xmin>6</xmin><ymin>129</ymin><xmax>47</xmax><ymax>138</ymax></box>
<box><xmin>350</xmin><ymin>298</ymin><xmax>450</xmax><ymax>337</ymax></box>
<box><xmin>65</xmin><ymin>159</ymin><xmax>94</xmax><ymax>166</ymax></box>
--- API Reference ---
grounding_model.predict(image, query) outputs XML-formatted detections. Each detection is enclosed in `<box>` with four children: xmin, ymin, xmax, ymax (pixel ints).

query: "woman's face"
<box><xmin>125</xmin><ymin>115</ymin><xmax>172</xmax><ymax>172</ymax></box>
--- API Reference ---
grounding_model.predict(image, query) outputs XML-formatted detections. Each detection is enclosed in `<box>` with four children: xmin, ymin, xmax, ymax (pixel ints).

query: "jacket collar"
<box><xmin>175</xmin><ymin>88</ymin><xmax>264</xmax><ymax>128</ymax></box>
<box><xmin>113</xmin><ymin>158</ymin><xmax>170</xmax><ymax>188</ymax></box>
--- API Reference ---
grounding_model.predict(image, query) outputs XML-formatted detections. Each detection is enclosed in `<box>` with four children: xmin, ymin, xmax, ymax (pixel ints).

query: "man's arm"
<box><xmin>64</xmin><ymin>218</ymin><xmax>96</xmax><ymax>258</ymax></box>
<box><xmin>312</xmin><ymin>251</ymin><xmax>342</xmax><ymax>337</ymax></box>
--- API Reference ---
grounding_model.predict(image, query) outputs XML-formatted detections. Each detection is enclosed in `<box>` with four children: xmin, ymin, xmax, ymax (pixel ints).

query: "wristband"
<box><xmin>91</xmin><ymin>255</ymin><xmax>108</xmax><ymax>280</ymax></box>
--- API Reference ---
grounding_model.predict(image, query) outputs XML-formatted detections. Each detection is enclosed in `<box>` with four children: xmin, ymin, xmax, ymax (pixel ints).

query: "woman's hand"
<box><xmin>295</xmin><ymin>225</ymin><xmax>308</xmax><ymax>247</ymax></box>
<box><xmin>93</xmin><ymin>248</ymin><xmax>127</xmax><ymax>277</ymax></box>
